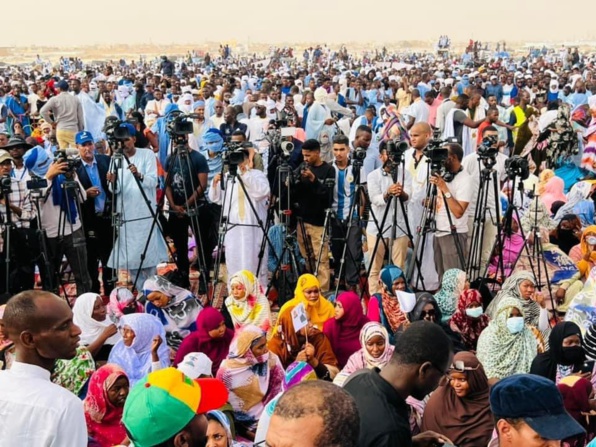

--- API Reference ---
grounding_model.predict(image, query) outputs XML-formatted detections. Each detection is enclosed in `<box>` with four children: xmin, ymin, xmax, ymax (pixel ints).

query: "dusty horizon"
<box><xmin>2</xmin><ymin>0</ymin><xmax>596</xmax><ymax>48</ymax></box>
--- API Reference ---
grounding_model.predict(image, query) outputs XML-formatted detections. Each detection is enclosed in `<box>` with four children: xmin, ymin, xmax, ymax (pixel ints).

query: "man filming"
<box><xmin>164</xmin><ymin>133</ymin><xmax>209</xmax><ymax>289</ymax></box>
<box><xmin>429</xmin><ymin>143</ymin><xmax>473</xmax><ymax>280</ymax></box>
<box><xmin>366</xmin><ymin>141</ymin><xmax>412</xmax><ymax>295</ymax></box>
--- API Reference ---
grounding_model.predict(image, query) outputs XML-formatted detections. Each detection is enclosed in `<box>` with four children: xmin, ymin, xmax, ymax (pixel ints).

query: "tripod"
<box><xmin>0</xmin><ymin>181</ymin><xmax>13</xmax><ymax>294</ymax></box>
<box><xmin>467</xmin><ymin>155</ymin><xmax>502</xmax><ymax>283</ymax></box>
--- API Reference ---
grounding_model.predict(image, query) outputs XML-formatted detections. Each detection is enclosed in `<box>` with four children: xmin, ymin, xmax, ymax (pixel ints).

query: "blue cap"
<box><xmin>75</xmin><ymin>131</ymin><xmax>94</xmax><ymax>145</ymax></box>
<box><xmin>490</xmin><ymin>374</ymin><xmax>585</xmax><ymax>441</ymax></box>
<box><xmin>119</xmin><ymin>123</ymin><xmax>136</xmax><ymax>138</ymax></box>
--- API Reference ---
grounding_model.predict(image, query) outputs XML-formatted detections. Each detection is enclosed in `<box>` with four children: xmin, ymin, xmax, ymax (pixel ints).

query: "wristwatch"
<box><xmin>444</xmin><ymin>192</ymin><xmax>452</xmax><ymax>199</ymax></box>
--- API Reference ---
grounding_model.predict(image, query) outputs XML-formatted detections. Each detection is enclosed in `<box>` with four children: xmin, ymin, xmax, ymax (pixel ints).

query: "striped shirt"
<box><xmin>332</xmin><ymin>162</ymin><xmax>357</xmax><ymax>220</ymax></box>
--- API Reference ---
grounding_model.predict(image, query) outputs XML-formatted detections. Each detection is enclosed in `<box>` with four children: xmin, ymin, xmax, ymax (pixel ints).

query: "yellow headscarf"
<box><xmin>277</xmin><ymin>274</ymin><xmax>334</xmax><ymax>330</ymax></box>
<box><xmin>578</xmin><ymin>225</ymin><xmax>596</xmax><ymax>277</ymax></box>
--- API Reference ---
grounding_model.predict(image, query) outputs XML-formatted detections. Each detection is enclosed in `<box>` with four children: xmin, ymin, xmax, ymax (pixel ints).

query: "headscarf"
<box><xmin>449</xmin><ymin>290</ymin><xmax>490</xmax><ymax>351</ymax></box>
<box><xmin>225</xmin><ymin>270</ymin><xmax>272</xmax><ymax>333</ymax></box>
<box><xmin>584</xmin><ymin>321</ymin><xmax>596</xmax><ymax>361</ymax></box>
<box><xmin>521</xmin><ymin>197</ymin><xmax>557</xmax><ymax>233</ymax></box>
<box><xmin>554</xmin><ymin>181</ymin><xmax>593</xmax><ymax>223</ymax></box>
<box><xmin>378</xmin><ymin>265</ymin><xmax>411</xmax><ymax>333</ymax></box>
<box><xmin>207</xmin><ymin>410</ymin><xmax>236</xmax><ymax>447</ymax></box>
<box><xmin>107</xmin><ymin>313</ymin><xmax>171</xmax><ymax>385</ymax></box>
<box><xmin>314</xmin><ymin>87</ymin><xmax>328</xmax><ymax>103</ymax></box>
<box><xmin>551</xmin><ymin>214</ymin><xmax>581</xmax><ymax>255</ymax></box>
<box><xmin>476</xmin><ymin>297</ymin><xmax>538</xmax><ymax>379</ymax></box>
<box><xmin>84</xmin><ymin>364</ymin><xmax>128</xmax><ymax>447</ymax></box>
<box><xmin>409</xmin><ymin>292</ymin><xmax>443</xmax><ymax>322</ymax></box>
<box><xmin>434</xmin><ymin>269</ymin><xmax>467</xmax><ymax>323</ymax></box>
<box><xmin>541</xmin><ymin>176</ymin><xmax>567</xmax><ymax>214</ymax></box>
<box><xmin>486</xmin><ymin>271</ymin><xmax>540</xmax><ymax>326</ymax></box>
<box><xmin>216</xmin><ymin>325</ymin><xmax>285</xmax><ymax>430</ymax></box>
<box><xmin>421</xmin><ymin>352</ymin><xmax>493</xmax><ymax>447</ymax></box>
<box><xmin>380</xmin><ymin>109</ymin><xmax>410</xmax><ymax>143</ymax></box>
<box><xmin>558</xmin><ymin>375</ymin><xmax>593</xmax><ymax>425</ymax></box>
<box><xmin>268</xmin><ymin>305</ymin><xmax>339</xmax><ymax>371</ymax></box>
<box><xmin>108</xmin><ymin>287</ymin><xmax>143</xmax><ymax>321</ymax></box>
<box><xmin>537</xmin><ymin>169</ymin><xmax>555</xmax><ymax>195</ymax></box>
<box><xmin>283</xmin><ymin>361</ymin><xmax>317</xmax><ymax>390</ymax></box>
<box><xmin>530</xmin><ymin>322</ymin><xmax>585</xmax><ymax>382</ymax></box>
<box><xmin>575</xmin><ymin>225</ymin><xmax>596</xmax><ymax>277</ymax></box>
<box><xmin>52</xmin><ymin>346</ymin><xmax>96</xmax><ymax>395</ymax></box>
<box><xmin>277</xmin><ymin>274</ymin><xmax>334</xmax><ymax>330</ymax></box>
<box><xmin>73</xmin><ymin>293</ymin><xmax>121</xmax><ymax>346</ymax></box>
<box><xmin>173</xmin><ymin>307</ymin><xmax>234</xmax><ymax>376</ymax></box>
<box><xmin>143</xmin><ymin>275</ymin><xmax>203</xmax><ymax>345</ymax></box>
<box><xmin>322</xmin><ymin>291</ymin><xmax>369</xmax><ymax>368</ymax></box>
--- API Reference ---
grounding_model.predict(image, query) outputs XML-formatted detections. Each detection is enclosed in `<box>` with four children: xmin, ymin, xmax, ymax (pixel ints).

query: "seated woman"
<box><xmin>277</xmin><ymin>273</ymin><xmax>334</xmax><ymax>330</ymax></box>
<box><xmin>550</xmin><ymin>214</ymin><xmax>582</xmax><ymax>255</ymax></box>
<box><xmin>486</xmin><ymin>215</ymin><xmax>524</xmax><ymax>280</ymax></box>
<box><xmin>73</xmin><ymin>293</ymin><xmax>121</xmax><ymax>362</ymax></box>
<box><xmin>477</xmin><ymin>297</ymin><xmax>539</xmax><ymax>380</ymax></box>
<box><xmin>367</xmin><ymin>265</ymin><xmax>410</xmax><ymax>343</ymax></box>
<box><xmin>174</xmin><ymin>307</ymin><xmax>234</xmax><ymax>376</ymax></box>
<box><xmin>558</xmin><ymin>375</ymin><xmax>594</xmax><ymax>447</ymax></box>
<box><xmin>530</xmin><ymin>321</ymin><xmax>586</xmax><ymax>383</ymax></box>
<box><xmin>334</xmin><ymin>322</ymin><xmax>394</xmax><ymax>387</ymax></box>
<box><xmin>108</xmin><ymin>287</ymin><xmax>143</xmax><ymax>324</ymax></box>
<box><xmin>216</xmin><ymin>325</ymin><xmax>284</xmax><ymax>441</ymax></box>
<box><xmin>107</xmin><ymin>313</ymin><xmax>170</xmax><ymax>386</ymax></box>
<box><xmin>449</xmin><ymin>289</ymin><xmax>490</xmax><ymax>351</ymax></box>
<box><xmin>206</xmin><ymin>410</ymin><xmax>243</xmax><ymax>447</ymax></box>
<box><xmin>143</xmin><ymin>275</ymin><xmax>203</xmax><ymax>349</ymax></box>
<box><xmin>433</xmin><ymin>268</ymin><xmax>467</xmax><ymax>323</ymax></box>
<box><xmin>570</xmin><ymin>226</ymin><xmax>596</xmax><ymax>281</ymax></box>
<box><xmin>554</xmin><ymin>180</ymin><xmax>595</xmax><ymax>227</ymax></box>
<box><xmin>421</xmin><ymin>352</ymin><xmax>494</xmax><ymax>447</ymax></box>
<box><xmin>540</xmin><ymin>175</ymin><xmax>567</xmax><ymax>215</ymax></box>
<box><xmin>84</xmin><ymin>364</ymin><xmax>130</xmax><ymax>447</ymax></box>
<box><xmin>323</xmin><ymin>291</ymin><xmax>369</xmax><ymax>369</ymax></box>
<box><xmin>223</xmin><ymin>270</ymin><xmax>272</xmax><ymax>333</ymax></box>
<box><xmin>268</xmin><ymin>306</ymin><xmax>339</xmax><ymax>379</ymax></box>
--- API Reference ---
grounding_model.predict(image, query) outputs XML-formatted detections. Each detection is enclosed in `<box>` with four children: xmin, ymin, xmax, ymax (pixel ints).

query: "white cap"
<box><xmin>177</xmin><ymin>352</ymin><xmax>213</xmax><ymax>379</ymax></box>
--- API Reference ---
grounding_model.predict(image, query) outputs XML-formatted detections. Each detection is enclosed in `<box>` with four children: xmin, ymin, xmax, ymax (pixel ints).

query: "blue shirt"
<box><xmin>83</xmin><ymin>158</ymin><xmax>106</xmax><ymax>214</ymax></box>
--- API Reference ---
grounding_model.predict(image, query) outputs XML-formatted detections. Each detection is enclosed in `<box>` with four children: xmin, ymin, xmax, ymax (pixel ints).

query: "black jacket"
<box><xmin>75</xmin><ymin>154</ymin><xmax>111</xmax><ymax>232</ymax></box>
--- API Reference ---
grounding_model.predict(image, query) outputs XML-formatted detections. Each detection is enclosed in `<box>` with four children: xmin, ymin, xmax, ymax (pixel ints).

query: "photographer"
<box><xmin>429</xmin><ymin>143</ymin><xmax>473</xmax><ymax>279</ymax></box>
<box><xmin>42</xmin><ymin>149</ymin><xmax>92</xmax><ymax>294</ymax></box>
<box><xmin>231</xmin><ymin>130</ymin><xmax>264</xmax><ymax>172</ymax></box>
<box><xmin>0</xmin><ymin>149</ymin><xmax>36</xmax><ymax>293</ymax></box>
<box><xmin>331</xmin><ymin>134</ymin><xmax>364</xmax><ymax>290</ymax></box>
<box><xmin>462</xmin><ymin>125</ymin><xmax>508</xmax><ymax>266</ymax></box>
<box><xmin>294</xmin><ymin>138</ymin><xmax>336</xmax><ymax>292</ymax></box>
<box><xmin>75</xmin><ymin>130</ymin><xmax>115</xmax><ymax>296</ymax></box>
<box><xmin>366</xmin><ymin>141</ymin><xmax>412</xmax><ymax>295</ymax></box>
<box><xmin>164</xmin><ymin>133</ymin><xmax>209</xmax><ymax>289</ymax></box>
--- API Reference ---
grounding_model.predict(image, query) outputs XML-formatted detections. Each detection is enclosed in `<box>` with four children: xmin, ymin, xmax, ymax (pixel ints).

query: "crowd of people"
<box><xmin>2</xmin><ymin>40</ymin><xmax>596</xmax><ymax>446</ymax></box>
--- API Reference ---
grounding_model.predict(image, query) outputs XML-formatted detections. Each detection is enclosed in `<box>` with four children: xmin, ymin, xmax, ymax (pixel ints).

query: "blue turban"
<box><xmin>23</xmin><ymin>146</ymin><xmax>51</xmax><ymax>177</ymax></box>
<box><xmin>193</xmin><ymin>100</ymin><xmax>205</xmax><ymax>109</ymax></box>
<box><xmin>203</xmin><ymin>128</ymin><xmax>224</xmax><ymax>153</ymax></box>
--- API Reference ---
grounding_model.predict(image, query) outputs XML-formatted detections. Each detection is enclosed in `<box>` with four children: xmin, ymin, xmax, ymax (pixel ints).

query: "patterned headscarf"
<box><xmin>225</xmin><ymin>270</ymin><xmax>272</xmax><ymax>333</ymax></box>
<box><xmin>476</xmin><ymin>296</ymin><xmax>538</xmax><ymax>379</ymax></box>
<box><xmin>379</xmin><ymin>265</ymin><xmax>411</xmax><ymax>333</ymax></box>
<box><xmin>434</xmin><ymin>269</ymin><xmax>467</xmax><ymax>323</ymax></box>
<box><xmin>52</xmin><ymin>346</ymin><xmax>96</xmax><ymax>395</ymax></box>
<box><xmin>487</xmin><ymin>271</ymin><xmax>540</xmax><ymax>328</ymax></box>
<box><xmin>449</xmin><ymin>289</ymin><xmax>490</xmax><ymax>350</ymax></box>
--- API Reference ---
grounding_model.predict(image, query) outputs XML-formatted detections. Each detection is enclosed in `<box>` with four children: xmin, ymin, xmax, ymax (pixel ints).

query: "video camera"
<box><xmin>386</xmin><ymin>139</ymin><xmax>409</xmax><ymax>165</ymax></box>
<box><xmin>166</xmin><ymin>110</ymin><xmax>199</xmax><ymax>138</ymax></box>
<box><xmin>425</xmin><ymin>130</ymin><xmax>456</xmax><ymax>178</ymax></box>
<box><xmin>54</xmin><ymin>149</ymin><xmax>82</xmax><ymax>173</ymax></box>
<box><xmin>477</xmin><ymin>134</ymin><xmax>499</xmax><ymax>161</ymax></box>
<box><xmin>103</xmin><ymin>117</ymin><xmax>131</xmax><ymax>143</ymax></box>
<box><xmin>505</xmin><ymin>156</ymin><xmax>530</xmax><ymax>180</ymax></box>
<box><xmin>222</xmin><ymin>141</ymin><xmax>251</xmax><ymax>176</ymax></box>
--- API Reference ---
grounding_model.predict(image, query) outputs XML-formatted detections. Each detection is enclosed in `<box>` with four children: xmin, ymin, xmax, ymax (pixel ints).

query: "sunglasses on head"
<box><xmin>450</xmin><ymin>360</ymin><xmax>480</xmax><ymax>373</ymax></box>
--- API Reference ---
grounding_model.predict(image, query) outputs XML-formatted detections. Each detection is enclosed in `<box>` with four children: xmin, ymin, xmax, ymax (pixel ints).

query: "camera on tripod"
<box><xmin>505</xmin><ymin>156</ymin><xmax>530</xmax><ymax>180</ymax></box>
<box><xmin>477</xmin><ymin>135</ymin><xmax>499</xmax><ymax>160</ymax></box>
<box><xmin>385</xmin><ymin>140</ymin><xmax>409</xmax><ymax>165</ymax></box>
<box><xmin>26</xmin><ymin>175</ymin><xmax>48</xmax><ymax>191</ymax></box>
<box><xmin>54</xmin><ymin>149</ymin><xmax>82</xmax><ymax>173</ymax></box>
<box><xmin>103</xmin><ymin>117</ymin><xmax>132</xmax><ymax>143</ymax></box>
<box><xmin>222</xmin><ymin>141</ymin><xmax>250</xmax><ymax>175</ymax></box>
<box><xmin>0</xmin><ymin>176</ymin><xmax>11</xmax><ymax>194</ymax></box>
<box><xmin>166</xmin><ymin>110</ymin><xmax>198</xmax><ymax>138</ymax></box>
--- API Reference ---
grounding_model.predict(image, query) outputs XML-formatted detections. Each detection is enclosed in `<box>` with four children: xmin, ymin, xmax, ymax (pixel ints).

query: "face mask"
<box><xmin>561</xmin><ymin>346</ymin><xmax>585</xmax><ymax>366</ymax></box>
<box><xmin>506</xmin><ymin>316</ymin><xmax>525</xmax><ymax>334</ymax></box>
<box><xmin>465</xmin><ymin>307</ymin><xmax>483</xmax><ymax>319</ymax></box>
<box><xmin>586</xmin><ymin>236</ymin><xmax>596</xmax><ymax>246</ymax></box>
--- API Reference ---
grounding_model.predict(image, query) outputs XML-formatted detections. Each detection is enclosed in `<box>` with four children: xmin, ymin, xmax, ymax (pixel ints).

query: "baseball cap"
<box><xmin>75</xmin><ymin>131</ymin><xmax>93</xmax><ymax>145</ymax></box>
<box><xmin>0</xmin><ymin>150</ymin><xmax>13</xmax><ymax>164</ymax></box>
<box><xmin>490</xmin><ymin>374</ymin><xmax>585</xmax><ymax>441</ymax></box>
<box><xmin>123</xmin><ymin>367</ymin><xmax>228</xmax><ymax>447</ymax></box>
<box><xmin>177</xmin><ymin>352</ymin><xmax>213</xmax><ymax>379</ymax></box>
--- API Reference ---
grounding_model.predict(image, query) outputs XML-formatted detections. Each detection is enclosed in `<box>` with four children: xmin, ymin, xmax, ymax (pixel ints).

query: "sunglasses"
<box><xmin>420</xmin><ymin>309</ymin><xmax>436</xmax><ymax>318</ymax></box>
<box><xmin>450</xmin><ymin>360</ymin><xmax>480</xmax><ymax>373</ymax></box>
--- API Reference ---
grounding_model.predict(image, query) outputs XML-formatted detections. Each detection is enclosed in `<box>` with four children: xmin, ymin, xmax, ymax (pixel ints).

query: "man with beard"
<box><xmin>0</xmin><ymin>291</ymin><xmax>87</xmax><ymax>446</ymax></box>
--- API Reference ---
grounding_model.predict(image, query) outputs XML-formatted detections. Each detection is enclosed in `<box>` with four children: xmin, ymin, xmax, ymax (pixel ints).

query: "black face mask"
<box><xmin>122</xmin><ymin>306</ymin><xmax>137</xmax><ymax>315</ymax></box>
<box><xmin>561</xmin><ymin>346</ymin><xmax>586</xmax><ymax>365</ymax></box>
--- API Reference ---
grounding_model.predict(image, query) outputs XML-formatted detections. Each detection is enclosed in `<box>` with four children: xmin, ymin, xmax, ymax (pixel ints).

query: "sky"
<box><xmin>2</xmin><ymin>0</ymin><xmax>595</xmax><ymax>47</ymax></box>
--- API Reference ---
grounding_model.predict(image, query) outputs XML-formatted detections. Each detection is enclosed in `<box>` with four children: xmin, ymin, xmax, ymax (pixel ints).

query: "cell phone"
<box><xmin>580</xmin><ymin>361</ymin><xmax>595</xmax><ymax>374</ymax></box>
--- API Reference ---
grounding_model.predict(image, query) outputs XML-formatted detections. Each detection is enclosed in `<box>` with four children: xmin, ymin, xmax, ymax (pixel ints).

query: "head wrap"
<box><xmin>277</xmin><ymin>274</ymin><xmax>335</xmax><ymax>330</ymax></box>
<box><xmin>108</xmin><ymin>287</ymin><xmax>142</xmax><ymax>320</ymax></box>
<box><xmin>434</xmin><ymin>269</ymin><xmax>467</xmax><ymax>323</ymax></box>
<box><xmin>73</xmin><ymin>293</ymin><xmax>121</xmax><ymax>346</ymax></box>
<box><xmin>225</xmin><ymin>270</ymin><xmax>272</xmax><ymax>333</ymax></box>
<box><xmin>203</xmin><ymin>128</ymin><xmax>224</xmax><ymax>153</ymax></box>
<box><xmin>23</xmin><ymin>145</ymin><xmax>51</xmax><ymax>177</ymax></box>
<box><xmin>449</xmin><ymin>289</ymin><xmax>489</xmax><ymax>350</ymax></box>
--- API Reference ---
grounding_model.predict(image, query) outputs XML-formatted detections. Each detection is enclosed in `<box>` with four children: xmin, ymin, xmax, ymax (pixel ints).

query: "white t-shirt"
<box><xmin>435</xmin><ymin>168</ymin><xmax>473</xmax><ymax>236</ymax></box>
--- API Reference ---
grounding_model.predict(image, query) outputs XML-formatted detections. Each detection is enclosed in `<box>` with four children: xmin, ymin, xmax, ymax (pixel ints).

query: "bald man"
<box><xmin>266</xmin><ymin>381</ymin><xmax>360</xmax><ymax>447</ymax></box>
<box><xmin>0</xmin><ymin>291</ymin><xmax>87</xmax><ymax>446</ymax></box>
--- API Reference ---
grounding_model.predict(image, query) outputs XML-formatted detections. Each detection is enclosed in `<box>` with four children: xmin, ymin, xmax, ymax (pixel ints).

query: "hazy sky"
<box><xmin>2</xmin><ymin>0</ymin><xmax>595</xmax><ymax>47</ymax></box>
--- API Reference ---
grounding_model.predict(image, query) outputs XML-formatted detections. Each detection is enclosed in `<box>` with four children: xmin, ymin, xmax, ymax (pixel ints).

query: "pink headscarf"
<box><xmin>108</xmin><ymin>288</ymin><xmax>143</xmax><ymax>320</ymax></box>
<box><xmin>541</xmin><ymin>176</ymin><xmax>567</xmax><ymax>214</ymax></box>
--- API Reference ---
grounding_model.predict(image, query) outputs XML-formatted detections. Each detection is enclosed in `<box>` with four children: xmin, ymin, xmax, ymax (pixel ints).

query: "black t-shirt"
<box><xmin>453</xmin><ymin>109</ymin><xmax>468</xmax><ymax>144</ymax></box>
<box><xmin>293</xmin><ymin>161</ymin><xmax>335</xmax><ymax>226</ymax></box>
<box><xmin>344</xmin><ymin>368</ymin><xmax>412</xmax><ymax>447</ymax></box>
<box><xmin>165</xmin><ymin>150</ymin><xmax>209</xmax><ymax>205</ymax></box>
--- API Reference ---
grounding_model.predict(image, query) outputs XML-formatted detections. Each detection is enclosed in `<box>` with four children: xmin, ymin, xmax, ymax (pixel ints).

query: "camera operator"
<box><xmin>75</xmin><ymin>130</ymin><xmax>115</xmax><ymax>296</ymax></box>
<box><xmin>42</xmin><ymin>150</ymin><xmax>92</xmax><ymax>294</ymax></box>
<box><xmin>462</xmin><ymin>125</ymin><xmax>508</xmax><ymax>266</ymax></box>
<box><xmin>294</xmin><ymin>138</ymin><xmax>336</xmax><ymax>292</ymax></box>
<box><xmin>351</xmin><ymin>125</ymin><xmax>379</xmax><ymax>181</ymax></box>
<box><xmin>331</xmin><ymin>134</ymin><xmax>364</xmax><ymax>290</ymax></box>
<box><xmin>429</xmin><ymin>143</ymin><xmax>473</xmax><ymax>279</ymax></box>
<box><xmin>231</xmin><ymin>130</ymin><xmax>264</xmax><ymax>172</ymax></box>
<box><xmin>164</xmin><ymin>133</ymin><xmax>209</xmax><ymax>289</ymax></box>
<box><xmin>366</xmin><ymin>141</ymin><xmax>413</xmax><ymax>295</ymax></box>
<box><xmin>0</xmin><ymin>149</ymin><xmax>36</xmax><ymax>293</ymax></box>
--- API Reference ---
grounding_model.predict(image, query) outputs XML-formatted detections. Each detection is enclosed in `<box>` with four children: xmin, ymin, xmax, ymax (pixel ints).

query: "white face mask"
<box><xmin>506</xmin><ymin>316</ymin><xmax>525</xmax><ymax>334</ymax></box>
<box><xmin>587</xmin><ymin>236</ymin><xmax>596</xmax><ymax>246</ymax></box>
<box><xmin>465</xmin><ymin>307</ymin><xmax>483</xmax><ymax>319</ymax></box>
